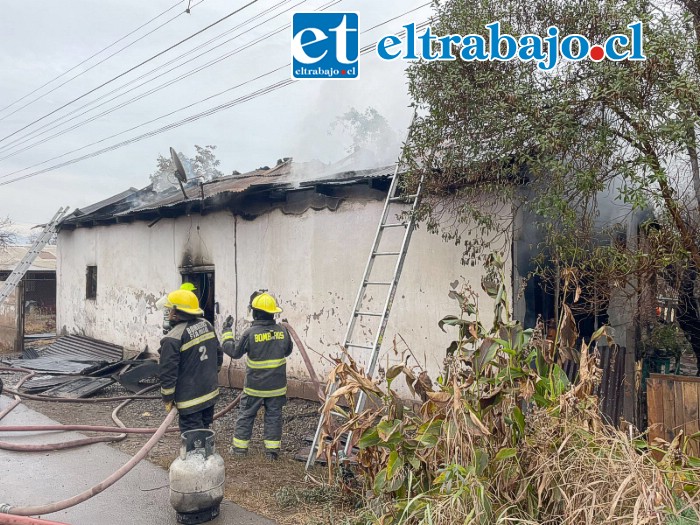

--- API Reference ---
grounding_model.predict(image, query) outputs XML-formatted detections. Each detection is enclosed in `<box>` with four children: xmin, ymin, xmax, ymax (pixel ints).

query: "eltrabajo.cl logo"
<box><xmin>376</xmin><ymin>21</ymin><xmax>646</xmax><ymax>70</ymax></box>
<box><xmin>290</xmin><ymin>13</ymin><xmax>646</xmax><ymax>78</ymax></box>
<box><xmin>291</xmin><ymin>12</ymin><xmax>359</xmax><ymax>79</ymax></box>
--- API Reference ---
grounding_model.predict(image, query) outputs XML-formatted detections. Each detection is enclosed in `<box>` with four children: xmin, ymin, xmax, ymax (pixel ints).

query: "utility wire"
<box><xmin>0</xmin><ymin>1</ymin><xmax>199</xmax><ymax>124</ymax></box>
<box><xmin>0</xmin><ymin>8</ymin><xmax>432</xmax><ymax>187</ymax></box>
<box><xmin>0</xmin><ymin>0</ymin><xmax>418</xmax><ymax>158</ymax></box>
<box><xmin>0</xmin><ymin>0</ymin><xmax>321</xmax><ymax>160</ymax></box>
<box><xmin>0</xmin><ymin>67</ymin><xmax>291</xmax><ymax>180</ymax></box>
<box><xmin>0</xmin><ymin>0</ymin><xmax>301</xmax><ymax>155</ymax></box>
<box><xmin>0</xmin><ymin>79</ymin><xmax>296</xmax><ymax>186</ymax></box>
<box><xmin>0</xmin><ymin>0</ymin><xmax>262</xmax><ymax>145</ymax></box>
<box><xmin>0</xmin><ymin>10</ymin><xmax>430</xmax><ymax>183</ymax></box>
<box><xmin>0</xmin><ymin>0</ymin><xmax>187</xmax><ymax>116</ymax></box>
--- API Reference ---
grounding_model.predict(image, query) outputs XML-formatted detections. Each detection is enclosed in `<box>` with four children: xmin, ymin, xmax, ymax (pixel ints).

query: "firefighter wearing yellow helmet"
<box><xmin>159</xmin><ymin>289</ymin><xmax>222</xmax><ymax>433</ymax></box>
<box><xmin>222</xmin><ymin>291</ymin><xmax>292</xmax><ymax>460</ymax></box>
<box><xmin>180</xmin><ymin>282</ymin><xmax>196</xmax><ymax>292</ymax></box>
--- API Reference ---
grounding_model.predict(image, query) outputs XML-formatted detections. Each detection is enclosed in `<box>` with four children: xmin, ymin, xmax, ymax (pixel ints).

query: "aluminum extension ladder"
<box><xmin>0</xmin><ymin>207</ymin><xmax>68</xmax><ymax>306</ymax></box>
<box><xmin>306</xmin><ymin>122</ymin><xmax>424</xmax><ymax>469</ymax></box>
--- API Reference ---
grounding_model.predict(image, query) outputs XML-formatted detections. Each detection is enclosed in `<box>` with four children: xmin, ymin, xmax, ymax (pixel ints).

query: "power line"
<box><xmin>0</xmin><ymin>0</ymin><xmax>318</xmax><ymax>160</ymax></box>
<box><xmin>0</xmin><ymin>67</ymin><xmax>291</xmax><ymax>180</ymax></box>
<box><xmin>0</xmin><ymin>0</ymin><xmax>262</xmax><ymax>145</ymax></box>
<box><xmin>0</xmin><ymin>0</ymin><xmax>187</xmax><ymax>116</ymax></box>
<box><xmin>0</xmin><ymin>79</ymin><xmax>296</xmax><ymax>186</ymax></box>
<box><xmin>0</xmin><ymin>0</ymin><xmax>302</xmax><ymax>155</ymax></box>
<box><xmin>0</xmin><ymin>9</ymin><xmax>431</xmax><ymax>187</ymax></box>
<box><xmin>0</xmin><ymin>0</ymin><xmax>419</xmax><ymax>159</ymax></box>
<box><xmin>0</xmin><ymin>1</ymin><xmax>197</xmax><ymax>123</ymax></box>
<box><xmin>0</xmin><ymin>10</ymin><xmax>430</xmax><ymax>184</ymax></box>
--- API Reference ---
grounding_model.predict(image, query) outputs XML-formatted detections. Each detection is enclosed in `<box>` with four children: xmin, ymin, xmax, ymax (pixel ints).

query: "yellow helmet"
<box><xmin>180</xmin><ymin>282</ymin><xmax>196</xmax><ymax>292</ymax></box>
<box><xmin>163</xmin><ymin>289</ymin><xmax>204</xmax><ymax>316</ymax></box>
<box><xmin>251</xmin><ymin>292</ymin><xmax>282</xmax><ymax>314</ymax></box>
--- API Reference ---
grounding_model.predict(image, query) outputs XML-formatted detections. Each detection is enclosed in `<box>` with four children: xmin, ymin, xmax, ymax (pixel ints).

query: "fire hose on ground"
<box><xmin>0</xmin><ymin>408</ymin><xmax>178</xmax><ymax>517</ymax></box>
<box><xmin>0</xmin><ymin>383</ymin><xmax>152</xmax><ymax>452</ymax></box>
<box><xmin>0</xmin><ymin>515</ymin><xmax>71</xmax><ymax>525</ymax></box>
<box><xmin>0</xmin><ymin>370</ymin><xmax>35</xmax><ymax>423</ymax></box>
<box><xmin>0</xmin><ymin>391</ymin><xmax>244</xmax><ymax>450</ymax></box>
<box><xmin>0</xmin><ymin>320</ymin><xmax>318</xmax><ymax>517</ymax></box>
<box><xmin>0</xmin><ymin>373</ymin><xmax>243</xmax><ymax>451</ymax></box>
<box><xmin>0</xmin><ymin>393</ymin><xmax>243</xmax><ymax>518</ymax></box>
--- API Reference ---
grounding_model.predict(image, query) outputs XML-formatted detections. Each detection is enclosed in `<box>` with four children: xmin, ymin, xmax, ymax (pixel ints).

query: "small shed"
<box><xmin>0</xmin><ymin>245</ymin><xmax>57</xmax><ymax>353</ymax></box>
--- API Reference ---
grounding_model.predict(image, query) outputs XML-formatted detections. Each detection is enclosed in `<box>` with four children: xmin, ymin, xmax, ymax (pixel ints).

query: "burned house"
<box><xmin>55</xmin><ymin>160</ymin><xmax>513</xmax><ymax>399</ymax></box>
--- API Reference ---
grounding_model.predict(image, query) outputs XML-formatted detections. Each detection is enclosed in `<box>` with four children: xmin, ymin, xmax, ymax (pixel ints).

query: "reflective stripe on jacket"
<box><xmin>222</xmin><ymin>320</ymin><xmax>293</xmax><ymax>397</ymax></box>
<box><xmin>159</xmin><ymin>318</ymin><xmax>223</xmax><ymax>415</ymax></box>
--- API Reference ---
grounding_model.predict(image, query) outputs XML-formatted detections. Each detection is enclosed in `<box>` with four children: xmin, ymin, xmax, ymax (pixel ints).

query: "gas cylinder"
<box><xmin>169</xmin><ymin>429</ymin><xmax>225</xmax><ymax>525</ymax></box>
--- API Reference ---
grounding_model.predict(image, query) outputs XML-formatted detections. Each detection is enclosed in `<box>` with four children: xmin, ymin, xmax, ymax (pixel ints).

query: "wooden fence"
<box><xmin>0</xmin><ymin>281</ymin><xmax>21</xmax><ymax>354</ymax></box>
<box><xmin>647</xmin><ymin>373</ymin><xmax>700</xmax><ymax>456</ymax></box>
<box><xmin>564</xmin><ymin>345</ymin><xmax>630</xmax><ymax>427</ymax></box>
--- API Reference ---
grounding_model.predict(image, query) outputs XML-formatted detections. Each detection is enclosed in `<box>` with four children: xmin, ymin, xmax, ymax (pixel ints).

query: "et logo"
<box><xmin>291</xmin><ymin>13</ymin><xmax>359</xmax><ymax>79</ymax></box>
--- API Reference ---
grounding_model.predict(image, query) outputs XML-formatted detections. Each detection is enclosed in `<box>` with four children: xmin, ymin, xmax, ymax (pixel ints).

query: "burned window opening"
<box><xmin>522</xmin><ymin>267</ymin><xmax>609</xmax><ymax>346</ymax></box>
<box><xmin>86</xmin><ymin>266</ymin><xmax>97</xmax><ymax>300</ymax></box>
<box><xmin>180</xmin><ymin>270</ymin><xmax>215</xmax><ymax>324</ymax></box>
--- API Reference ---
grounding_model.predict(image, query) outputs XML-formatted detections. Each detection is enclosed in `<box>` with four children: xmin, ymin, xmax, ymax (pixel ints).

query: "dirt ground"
<box><xmin>0</xmin><ymin>367</ymin><xmax>356</xmax><ymax>525</ymax></box>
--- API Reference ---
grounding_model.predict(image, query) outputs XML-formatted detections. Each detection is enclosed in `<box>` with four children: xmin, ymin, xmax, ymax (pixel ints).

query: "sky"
<box><xmin>0</xmin><ymin>0</ymin><xmax>432</xmax><ymax>231</ymax></box>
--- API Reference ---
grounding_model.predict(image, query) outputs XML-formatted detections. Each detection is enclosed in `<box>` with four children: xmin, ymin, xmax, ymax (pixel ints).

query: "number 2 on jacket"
<box><xmin>198</xmin><ymin>345</ymin><xmax>208</xmax><ymax>361</ymax></box>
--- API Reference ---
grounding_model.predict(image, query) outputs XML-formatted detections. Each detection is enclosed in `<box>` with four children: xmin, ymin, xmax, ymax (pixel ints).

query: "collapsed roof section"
<box><xmin>59</xmin><ymin>160</ymin><xmax>399</xmax><ymax>230</ymax></box>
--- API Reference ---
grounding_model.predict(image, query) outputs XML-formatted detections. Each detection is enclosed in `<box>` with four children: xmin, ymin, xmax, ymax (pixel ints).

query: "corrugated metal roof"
<box><xmin>42</xmin><ymin>334</ymin><xmax>123</xmax><ymax>361</ymax></box>
<box><xmin>118</xmin><ymin>163</ymin><xmax>397</xmax><ymax>216</ymax></box>
<box><xmin>1</xmin><ymin>335</ymin><xmax>123</xmax><ymax>374</ymax></box>
<box><xmin>59</xmin><ymin>160</ymin><xmax>400</xmax><ymax>228</ymax></box>
<box><xmin>0</xmin><ymin>245</ymin><xmax>57</xmax><ymax>272</ymax></box>
<box><xmin>41</xmin><ymin>377</ymin><xmax>115</xmax><ymax>398</ymax></box>
<box><xmin>73</xmin><ymin>187</ymin><xmax>139</xmax><ymax>217</ymax></box>
<box><xmin>0</xmin><ymin>356</ymin><xmax>107</xmax><ymax>374</ymax></box>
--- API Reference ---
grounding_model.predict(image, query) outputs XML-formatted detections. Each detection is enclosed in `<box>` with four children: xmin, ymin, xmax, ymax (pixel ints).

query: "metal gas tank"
<box><xmin>169</xmin><ymin>429</ymin><xmax>225</xmax><ymax>525</ymax></box>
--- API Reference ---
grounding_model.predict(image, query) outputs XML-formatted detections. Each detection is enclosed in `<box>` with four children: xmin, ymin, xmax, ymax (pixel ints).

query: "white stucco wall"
<box><xmin>57</xmin><ymin>198</ymin><xmax>512</xmax><ymax>398</ymax></box>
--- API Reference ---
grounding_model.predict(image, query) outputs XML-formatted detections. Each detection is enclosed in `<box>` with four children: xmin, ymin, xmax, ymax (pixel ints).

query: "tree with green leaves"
<box><xmin>404</xmin><ymin>0</ymin><xmax>700</xmax><ymax>372</ymax></box>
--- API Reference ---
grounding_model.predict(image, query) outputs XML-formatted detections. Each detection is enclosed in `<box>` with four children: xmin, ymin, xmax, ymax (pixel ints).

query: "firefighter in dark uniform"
<box><xmin>159</xmin><ymin>289</ymin><xmax>223</xmax><ymax>433</ymax></box>
<box><xmin>222</xmin><ymin>292</ymin><xmax>292</xmax><ymax>460</ymax></box>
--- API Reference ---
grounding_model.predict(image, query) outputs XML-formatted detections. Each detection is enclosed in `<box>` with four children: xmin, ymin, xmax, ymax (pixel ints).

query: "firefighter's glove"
<box><xmin>223</xmin><ymin>315</ymin><xmax>234</xmax><ymax>333</ymax></box>
<box><xmin>164</xmin><ymin>401</ymin><xmax>174</xmax><ymax>413</ymax></box>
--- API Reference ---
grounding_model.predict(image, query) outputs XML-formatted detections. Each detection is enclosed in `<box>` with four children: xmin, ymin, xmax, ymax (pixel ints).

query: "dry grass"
<box><xmin>24</xmin><ymin>311</ymin><xmax>55</xmax><ymax>335</ymax></box>
<box><xmin>342</xmin><ymin>400</ymin><xmax>700</xmax><ymax>525</ymax></box>
<box><xmin>314</xmin><ymin>260</ymin><xmax>700</xmax><ymax>525</ymax></box>
<box><xmin>524</xmin><ymin>408</ymin><xmax>671</xmax><ymax>524</ymax></box>
<box><xmin>317</xmin><ymin>341</ymin><xmax>700</xmax><ymax>524</ymax></box>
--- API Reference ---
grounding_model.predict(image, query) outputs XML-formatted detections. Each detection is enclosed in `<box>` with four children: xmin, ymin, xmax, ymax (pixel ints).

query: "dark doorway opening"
<box><xmin>521</xmin><ymin>268</ymin><xmax>609</xmax><ymax>345</ymax></box>
<box><xmin>180</xmin><ymin>270</ymin><xmax>215</xmax><ymax>324</ymax></box>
